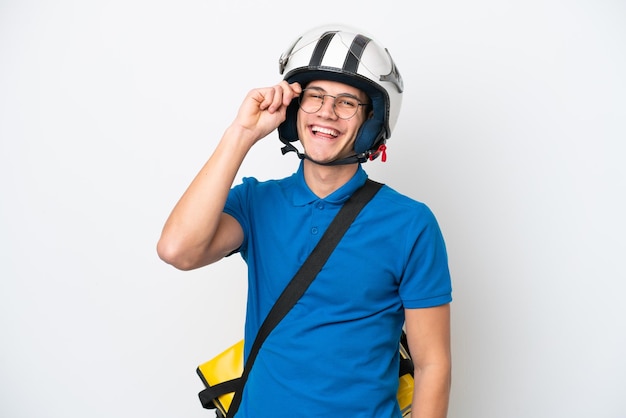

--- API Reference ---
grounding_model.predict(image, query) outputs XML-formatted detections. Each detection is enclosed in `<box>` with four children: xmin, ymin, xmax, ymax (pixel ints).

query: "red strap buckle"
<box><xmin>369</xmin><ymin>144</ymin><xmax>387</xmax><ymax>162</ymax></box>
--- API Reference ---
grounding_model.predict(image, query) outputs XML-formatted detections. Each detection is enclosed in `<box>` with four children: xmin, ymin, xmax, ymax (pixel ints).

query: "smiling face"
<box><xmin>296</xmin><ymin>80</ymin><xmax>370</xmax><ymax>165</ymax></box>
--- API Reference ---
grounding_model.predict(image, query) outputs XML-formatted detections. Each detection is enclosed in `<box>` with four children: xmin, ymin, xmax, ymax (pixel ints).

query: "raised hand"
<box><xmin>232</xmin><ymin>81</ymin><xmax>302</xmax><ymax>143</ymax></box>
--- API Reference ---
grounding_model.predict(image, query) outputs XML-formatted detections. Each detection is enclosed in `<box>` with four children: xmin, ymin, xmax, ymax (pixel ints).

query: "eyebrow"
<box><xmin>306</xmin><ymin>86</ymin><xmax>361</xmax><ymax>100</ymax></box>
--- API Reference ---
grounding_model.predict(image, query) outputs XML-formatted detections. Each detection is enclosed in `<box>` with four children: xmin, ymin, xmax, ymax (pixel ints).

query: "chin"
<box><xmin>304</xmin><ymin>145</ymin><xmax>352</xmax><ymax>163</ymax></box>
<box><xmin>306</xmin><ymin>155</ymin><xmax>335</xmax><ymax>165</ymax></box>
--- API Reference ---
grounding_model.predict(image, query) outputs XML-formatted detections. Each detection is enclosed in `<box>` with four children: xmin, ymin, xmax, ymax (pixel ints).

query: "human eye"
<box><xmin>305</xmin><ymin>90</ymin><xmax>324</xmax><ymax>101</ymax></box>
<box><xmin>337</xmin><ymin>95</ymin><xmax>358</xmax><ymax>109</ymax></box>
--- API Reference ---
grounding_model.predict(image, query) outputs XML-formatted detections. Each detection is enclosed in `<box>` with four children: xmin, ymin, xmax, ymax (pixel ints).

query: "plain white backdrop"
<box><xmin>1</xmin><ymin>0</ymin><xmax>625</xmax><ymax>417</ymax></box>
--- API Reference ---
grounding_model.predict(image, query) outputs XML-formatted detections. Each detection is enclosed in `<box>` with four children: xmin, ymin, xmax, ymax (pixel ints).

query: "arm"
<box><xmin>405</xmin><ymin>304</ymin><xmax>451</xmax><ymax>418</ymax></box>
<box><xmin>157</xmin><ymin>81</ymin><xmax>302</xmax><ymax>270</ymax></box>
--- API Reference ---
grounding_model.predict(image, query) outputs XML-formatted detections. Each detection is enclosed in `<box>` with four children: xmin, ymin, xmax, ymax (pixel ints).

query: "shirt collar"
<box><xmin>291</xmin><ymin>161</ymin><xmax>368</xmax><ymax>206</ymax></box>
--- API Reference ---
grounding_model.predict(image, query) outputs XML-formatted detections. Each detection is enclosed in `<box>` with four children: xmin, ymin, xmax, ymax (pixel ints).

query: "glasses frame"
<box><xmin>298</xmin><ymin>88</ymin><xmax>370</xmax><ymax>120</ymax></box>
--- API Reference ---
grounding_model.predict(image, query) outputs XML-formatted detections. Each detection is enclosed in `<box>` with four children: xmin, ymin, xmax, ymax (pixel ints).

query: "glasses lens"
<box><xmin>299</xmin><ymin>90</ymin><xmax>324</xmax><ymax>114</ymax></box>
<box><xmin>334</xmin><ymin>95</ymin><xmax>359</xmax><ymax>119</ymax></box>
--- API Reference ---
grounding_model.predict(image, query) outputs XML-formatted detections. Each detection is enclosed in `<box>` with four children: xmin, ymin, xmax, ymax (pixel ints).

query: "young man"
<box><xmin>158</xmin><ymin>25</ymin><xmax>452</xmax><ymax>418</ymax></box>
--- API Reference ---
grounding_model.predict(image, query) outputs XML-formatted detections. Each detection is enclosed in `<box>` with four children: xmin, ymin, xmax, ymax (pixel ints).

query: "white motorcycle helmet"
<box><xmin>278</xmin><ymin>24</ymin><xmax>403</xmax><ymax>164</ymax></box>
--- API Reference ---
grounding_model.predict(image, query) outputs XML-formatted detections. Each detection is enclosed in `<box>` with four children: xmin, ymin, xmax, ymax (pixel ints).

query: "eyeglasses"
<box><xmin>298</xmin><ymin>88</ymin><xmax>370</xmax><ymax>120</ymax></box>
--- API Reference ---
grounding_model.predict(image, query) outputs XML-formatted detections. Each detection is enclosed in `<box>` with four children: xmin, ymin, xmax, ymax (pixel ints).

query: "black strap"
<box><xmin>198</xmin><ymin>378</ymin><xmax>242</xmax><ymax>410</ymax></box>
<box><xmin>225</xmin><ymin>179</ymin><xmax>383</xmax><ymax>417</ymax></box>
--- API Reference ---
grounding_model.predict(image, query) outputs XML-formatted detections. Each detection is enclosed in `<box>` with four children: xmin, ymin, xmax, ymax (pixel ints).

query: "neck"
<box><xmin>303</xmin><ymin>159</ymin><xmax>359</xmax><ymax>198</ymax></box>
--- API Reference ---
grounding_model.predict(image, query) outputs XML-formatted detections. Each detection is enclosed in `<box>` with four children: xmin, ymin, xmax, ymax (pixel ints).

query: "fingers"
<box><xmin>281</xmin><ymin>81</ymin><xmax>302</xmax><ymax>106</ymax></box>
<box><xmin>260</xmin><ymin>81</ymin><xmax>301</xmax><ymax>113</ymax></box>
<box><xmin>233</xmin><ymin>81</ymin><xmax>302</xmax><ymax>139</ymax></box>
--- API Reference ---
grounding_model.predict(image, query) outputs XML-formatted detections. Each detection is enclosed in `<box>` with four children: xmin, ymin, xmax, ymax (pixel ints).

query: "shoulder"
<box><xmin>231</xmin><ymin>172</ymin><xmax>298</xmax><ymax>198</ymax></box>
<box><xmin>373</xmin><ymin>183</ymin><xmax>436</xmax><ymax>218</ymax></box>
<box><xmin>361</xmin><ymin>183</ymin><xmax>444</xmax><ymax>242</ymax></box>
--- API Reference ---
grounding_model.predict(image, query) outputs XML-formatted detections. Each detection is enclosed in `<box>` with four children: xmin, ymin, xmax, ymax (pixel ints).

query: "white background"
<box><xmin>1</xmin><ymin>0</ymin><xmax>625</xmax><ymax>417</ymax></box>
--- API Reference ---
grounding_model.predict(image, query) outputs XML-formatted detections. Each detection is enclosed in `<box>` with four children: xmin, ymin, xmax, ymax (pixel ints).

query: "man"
<box><xmin>158</xmin><ymin>25</ymin><xmax>452</xmax><ymax>418</ymax></box>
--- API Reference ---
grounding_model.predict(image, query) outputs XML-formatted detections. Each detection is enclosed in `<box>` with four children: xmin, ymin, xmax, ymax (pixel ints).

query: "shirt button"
<box><xmin>311</xmin><ymin>227</ymin><xmax>318</xmax><ymax>235</ymax></box>
<box><xmin>316</xmin><ymin>202</ymin><xmax>324</xmax><ymax>210</ymax></box>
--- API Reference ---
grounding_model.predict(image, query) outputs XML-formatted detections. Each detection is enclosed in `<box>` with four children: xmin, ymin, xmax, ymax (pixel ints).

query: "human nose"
<box><xmin>317</xmin><ymin>95</ymin><xmax>338</xmax><ymax>119</ymax></box>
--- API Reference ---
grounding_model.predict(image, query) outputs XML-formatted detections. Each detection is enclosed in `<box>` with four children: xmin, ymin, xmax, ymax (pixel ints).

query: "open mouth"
<box><xmin>311</xmin><ymin>126</ymin><xmax>339</xmax><ymax>139</ymax></box>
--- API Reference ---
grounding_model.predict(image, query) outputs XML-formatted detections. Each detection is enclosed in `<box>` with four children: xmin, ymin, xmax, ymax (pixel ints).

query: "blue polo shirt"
<box><xmin>223</xmin><ymin>161</ymin><xmax>452</xmax><ymax>418</ymax></box>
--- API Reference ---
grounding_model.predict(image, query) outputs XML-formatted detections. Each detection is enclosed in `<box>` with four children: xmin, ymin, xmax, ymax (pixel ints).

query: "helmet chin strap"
<box><xmin>280</xmin><ymin>142</ymin><xmax>369</xmax><ymax>166</ymax></box>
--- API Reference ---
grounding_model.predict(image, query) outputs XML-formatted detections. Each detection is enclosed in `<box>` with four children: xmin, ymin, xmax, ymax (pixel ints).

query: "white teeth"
<box><xmin>312</xmin><ymin>126</ymin><xmax>338</xmax><ymax>137</ymax></box>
